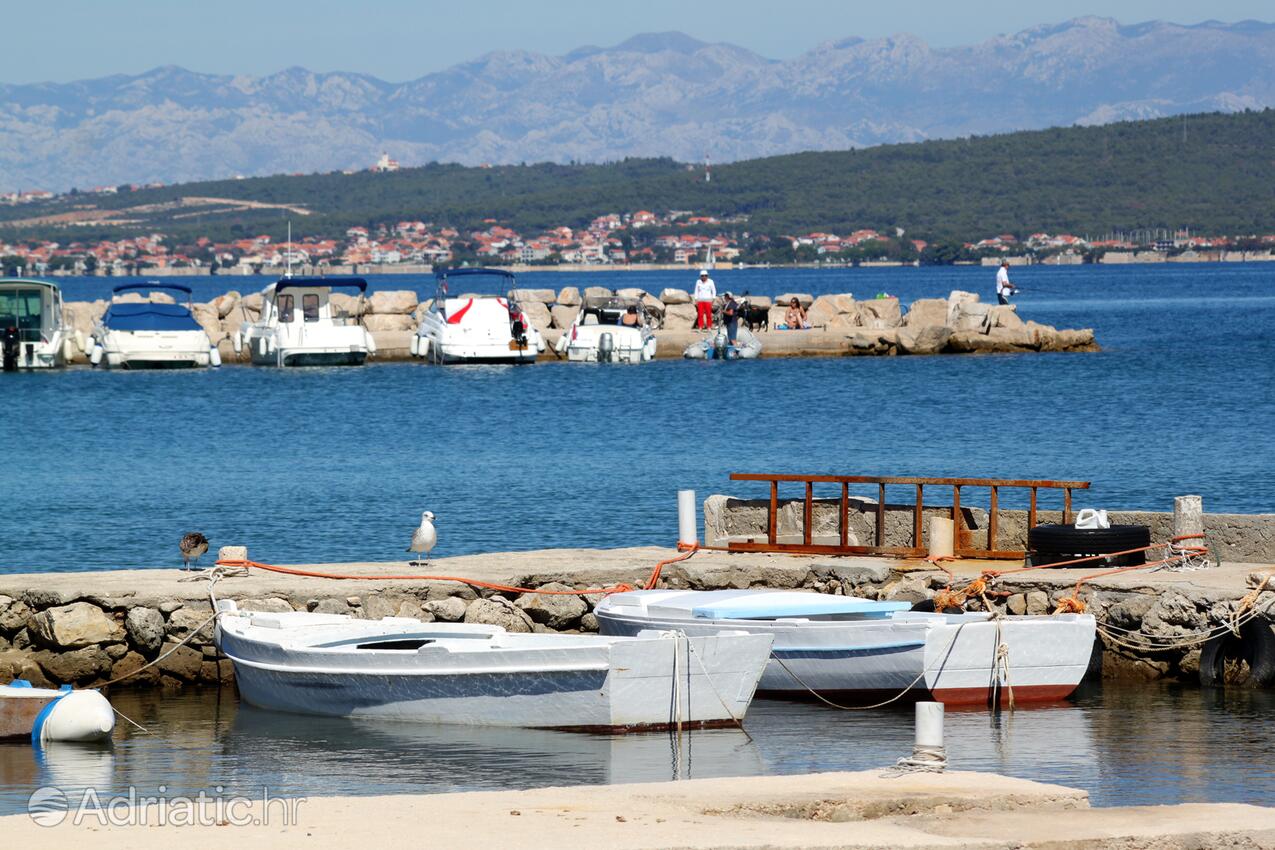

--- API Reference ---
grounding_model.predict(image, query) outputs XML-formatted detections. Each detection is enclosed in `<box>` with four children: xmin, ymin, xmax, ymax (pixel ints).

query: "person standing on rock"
<box><xmin>693</xmin><ymin>268</ymin><xmax>716</xmax><ymax>331</ymax></box>
<box><xmin>996</xmin><ymin>260</ymin><xmax>1019</xmax><ymax>305</ymax></box>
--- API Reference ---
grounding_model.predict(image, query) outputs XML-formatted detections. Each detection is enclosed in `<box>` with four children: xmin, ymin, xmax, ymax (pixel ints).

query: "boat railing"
<box><xmin>725</xmin><ymin>473</ymin><xmax>1091</xmax><ymax>560</ymax></box>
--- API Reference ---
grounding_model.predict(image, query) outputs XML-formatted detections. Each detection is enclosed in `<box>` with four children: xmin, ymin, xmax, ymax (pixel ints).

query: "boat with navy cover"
<box><xmin>89</xmin><ymin>283</ymin><xmax>219</xmax><ymax>369</ymax></box>
<box><xmin>595</xmin><ymin>589</ymin><xmax>1095</xmax><ymax>706</ymax></box>
<box><xmin>413</xmin><ymin>268</ymin><xmax>544</xmax><ymax>364</ymax></box>
<box><xmin>0</xmin><ymin>278</ymin><xmax>72</xmax><ymax>370</ymax></box>
<box><xmin>214</xmin><ymin>601</ymin><xmax>773</xmax><ymax>730</ymax></box>
<box><xmin>237</xmin><ymin>276</ymin><xmax>375</xmax><ymax>367</ymax></box>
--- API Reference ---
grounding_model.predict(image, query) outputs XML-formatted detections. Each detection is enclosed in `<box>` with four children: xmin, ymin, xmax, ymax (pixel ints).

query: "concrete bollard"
<box><xmin>928</xmin><ymin>517</ymin><xmax>954</xmax><ymax>559</ymax></box>
<box><xmin>218</xmin><ymin>545</ymin><xmax>248</xmax><ymax>563</ymax></box>
<box><xmin>678</xmin><ymin>490</ymin><xmax>698</xmax><ymax>547</ymax></box>
<box><xmin>1174</xmin><ymin>495</ymin><xmax>1204</xmax><ymax>541</ymax></box>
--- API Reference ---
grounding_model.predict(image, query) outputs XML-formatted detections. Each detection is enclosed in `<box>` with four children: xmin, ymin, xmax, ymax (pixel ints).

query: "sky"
<box><xmin>4</xmin><ymin>0</ymin><xmax>1273</xmax><ymax>83</ymax></box>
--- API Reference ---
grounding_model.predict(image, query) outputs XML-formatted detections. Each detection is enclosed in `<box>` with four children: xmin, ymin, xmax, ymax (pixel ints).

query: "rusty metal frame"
<box><xmin>727</xmin><ymin>473</ymin><xmax>1091</xmax><ymax>560</ymax></box>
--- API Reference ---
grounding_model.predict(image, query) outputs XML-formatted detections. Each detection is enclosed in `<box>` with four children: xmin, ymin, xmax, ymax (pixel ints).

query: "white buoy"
<box><xmin>915</xmin><ymin>701</ymin><xmax>944</xmax><ymax>751</ymax></box>
<box><xmin>89</xmin><ymin>344</ymin><xmax>103</xmax><ymax>366</ymax></box>
<box><xmin>678</xmin><ymin>489</ymin><xmax>698</xmax><ymax>547</ymax></box>
<box><xmin>209</xmin><ymin>346</ymin><xmax>222</xmax><ymax>367</ymax></box>
<box><xmin>36</xmin><ymin>690</ymin><xmax>115</xmax><ymax>744</ymax></box>
<box><xmin>232</xmin><ymin>331</ymin><xmax>242</xmax><ymax>354</ymax></box>
<box><xmin>365</xmin><ymin>331</ymin><xmax>377</xmax><ymax>354</ymax></box>
<box><xmin>410</xmin><ymin>334</ymin><xmax>420</xmax><ymax>356</ymax></box>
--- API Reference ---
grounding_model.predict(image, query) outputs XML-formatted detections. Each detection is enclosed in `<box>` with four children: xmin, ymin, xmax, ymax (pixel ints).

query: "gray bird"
<box><xmin>180</xmin><ymin>532</ymin><xmax>209</xmax><ymax>570</ymax></box>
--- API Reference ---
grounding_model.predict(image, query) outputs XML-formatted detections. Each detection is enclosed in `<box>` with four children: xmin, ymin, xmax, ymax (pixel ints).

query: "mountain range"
<box><xmin>3</xmin><ymin>16</ymin><xmax>1275</xmax><ymax>191</ymax></box>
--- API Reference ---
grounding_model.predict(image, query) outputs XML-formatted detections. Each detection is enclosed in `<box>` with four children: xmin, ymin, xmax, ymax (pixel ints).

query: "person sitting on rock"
<box><xmin>784</xmin><ymin>297</ymin><xmax>810</xmax><ymax>329</ymax></box>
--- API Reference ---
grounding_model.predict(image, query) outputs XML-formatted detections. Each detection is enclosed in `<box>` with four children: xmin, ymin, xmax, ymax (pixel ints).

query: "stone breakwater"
<box><xmin>0</xmin><ymin>545</ymin><xmax>1271</xmax><ymax>691</ymax></box>
<box><xmin>57</xmin><ymin>285</ymin><xmax>1097</xmax><ymax>363</ymax></box>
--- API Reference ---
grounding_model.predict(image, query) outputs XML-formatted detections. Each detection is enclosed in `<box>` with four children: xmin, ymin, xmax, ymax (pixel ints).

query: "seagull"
<box><xmin>406</xmin><ymin>511</ymin><xmax>436</xmax><ymax>567</ymax></box>
<box><xmin>180</xmin><ymin>532</ymin><xmax>209</xmax><ymax>570</ymax></box>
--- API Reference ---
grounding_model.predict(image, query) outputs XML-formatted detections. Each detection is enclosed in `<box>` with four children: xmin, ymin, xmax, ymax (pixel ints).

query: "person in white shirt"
<box><xmin>995</xmin><ymin>260</ymin><xmax>1017</xmax><ymax>305</ymax></box>
<box><xmin>693</xmin><ymin>269</ymin><xmax>716</xmax><ymax>330</ymax></box>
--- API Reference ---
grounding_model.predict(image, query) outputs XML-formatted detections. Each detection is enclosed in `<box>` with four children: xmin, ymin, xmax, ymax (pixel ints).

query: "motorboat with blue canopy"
<box><xmin>90</xmin><ymin>282</ymin><xmax>218</xmax><ymax>369</ymax></box>
<box><xmin>414</xmin><ymin>267</ymin><xmax>544</xmax><ymax>364</ymax></box>
<box><xmin>595</xmin><ymin>588</ymin><xmax>1095</xmax><ymax>707</ymax></box>
<box><xmin>0</xmin><ymin>277</ymin><xmax>71</xmax><ymax>370</ymax></box>
<box><xmin>236</xmin><ymin>276</ymin><xmax>376</xmax><ymax>367</ymax></box>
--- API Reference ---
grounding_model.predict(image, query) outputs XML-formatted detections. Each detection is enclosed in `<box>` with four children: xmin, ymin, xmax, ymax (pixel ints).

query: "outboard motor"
<box><xmin>711</xmin><ymin>328</ymin><xmax>730</xmax><ymax>360</ymax></box>
<box><xmin>597</xmin><ymin>332</ymin><xmax>614</xmax><ymax>363</ymax></box>
<box><xmin>509</xmin><ymin>312</ymin><xmax>528</xmax><ymax>347</ymax></box>
<box><xmin>2</xmin><ymin>325</ymin><xmax>19</xmax><ymax>371</ymax></box>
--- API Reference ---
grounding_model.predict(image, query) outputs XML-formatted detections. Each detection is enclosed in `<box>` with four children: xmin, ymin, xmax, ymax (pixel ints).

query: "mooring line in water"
<box><xmin>110</xmin><ymin>704</ymin><xmax>151</xmax><ymax>734</ymax></box>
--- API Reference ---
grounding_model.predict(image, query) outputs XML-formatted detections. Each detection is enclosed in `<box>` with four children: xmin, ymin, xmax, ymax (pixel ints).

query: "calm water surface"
<box><xmin>1</xmin><ymin>680</ymin><xmax>1273</xmax><ymax>816</ymax></box>
<box><xmin>1</xmin><ymin>263</ymin><xmax>1272</xmax><ymax>571</ymax></box>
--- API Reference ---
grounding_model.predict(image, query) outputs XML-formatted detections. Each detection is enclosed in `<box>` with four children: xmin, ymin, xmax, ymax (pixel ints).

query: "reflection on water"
<box><xmin>2</xmin><ymin>679</ymin><xmax>1274</xmax><ymax>815</ymax></box>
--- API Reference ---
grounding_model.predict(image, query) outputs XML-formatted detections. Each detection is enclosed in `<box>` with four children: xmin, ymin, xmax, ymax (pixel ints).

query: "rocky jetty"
<box><xmin>57</xmin><ymin>285</ymin><xmax>1097</xmax><ymax>363</ymax></box>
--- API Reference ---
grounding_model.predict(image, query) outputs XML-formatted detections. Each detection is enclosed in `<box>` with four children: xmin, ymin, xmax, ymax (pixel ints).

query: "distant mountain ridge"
<box><xmin>2</xmin><ymin>16</ymin><xmax>1274</xmax><ymax>190</ymax></box>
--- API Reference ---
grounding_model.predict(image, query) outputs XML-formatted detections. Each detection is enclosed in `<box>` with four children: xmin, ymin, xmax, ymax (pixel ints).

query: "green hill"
<box><xmin>3</xmin><ymin>110</ymin><xmax>1275</xmax><ymax>244</ymax></box>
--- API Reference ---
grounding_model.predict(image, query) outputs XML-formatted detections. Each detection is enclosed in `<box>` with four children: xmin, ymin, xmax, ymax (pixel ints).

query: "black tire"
<box><xmin>1027</xmin><ymin>524</ymin><xmax>1150</xmax><ymax>567</ymax></box>
<box><xmin>911</xmin><ymin>599</ymin><xmax>964</xmax><ymax>615</ymax></box>
<box><xmin>1199</xmin><ymin>619</ymin><xmax>1275</xmax><ymax>688</ymax></box>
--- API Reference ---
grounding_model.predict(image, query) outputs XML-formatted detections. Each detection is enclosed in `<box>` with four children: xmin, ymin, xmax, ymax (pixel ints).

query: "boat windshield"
<box><xmin>0</xmin><ymin>286</ymin><xmax>51</xmax><ymax>343</ymax></box>
<box><xmin>579</xmin><ymin>295</ymin><xmax>647</xmax><ymax>327</ymax></box>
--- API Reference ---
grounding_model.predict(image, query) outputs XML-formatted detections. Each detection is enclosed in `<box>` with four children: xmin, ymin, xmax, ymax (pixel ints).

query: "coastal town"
<box><xmin>3</xmin><ymin>203</ymin><xmax>1274</xmax><ymax>276</ymax></box>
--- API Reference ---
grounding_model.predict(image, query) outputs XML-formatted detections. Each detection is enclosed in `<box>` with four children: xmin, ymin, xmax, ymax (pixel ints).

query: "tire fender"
<box><xmin>1199</xmin><ymin>618</ymin><xmax>1275</xmax><ymax>687</ymax></box>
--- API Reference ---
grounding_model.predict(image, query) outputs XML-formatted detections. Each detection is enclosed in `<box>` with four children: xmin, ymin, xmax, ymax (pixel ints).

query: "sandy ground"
<box><xmin>2</xmin><ymin>769</ymin><xmax>1273</xmax><ymax>849</ymax></box>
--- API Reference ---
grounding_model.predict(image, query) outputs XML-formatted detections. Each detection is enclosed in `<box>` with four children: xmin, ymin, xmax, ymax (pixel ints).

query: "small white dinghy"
<box><xmin>214</xmin><ymin>601</ymin><xmax>773</xmax><ymax>731</ymax></box>
<box><xmin>1</xmin><ymin>681</ymin><xmax>115</xmax><ymax>744</ymax></box>
<box><xmin>682</xmin><ymin>327</ymin><xmax>762</xmax><ymax>360</ymax></box>
<box><xmin>595</xmin><ymin>589</ymin><xmax>1096</xmax><ymax>707</ymax></box>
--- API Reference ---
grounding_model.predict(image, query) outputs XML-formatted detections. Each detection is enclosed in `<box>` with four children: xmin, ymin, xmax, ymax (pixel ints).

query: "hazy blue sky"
<box><xmin>5</xmin><ymin>0</ymin><xmax>1272</xmax><ymax>83</ymax></box>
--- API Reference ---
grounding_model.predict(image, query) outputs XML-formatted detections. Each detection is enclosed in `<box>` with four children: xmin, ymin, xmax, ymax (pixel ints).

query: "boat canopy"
<box><xmin>112</xmin><ymin>282</ymin><xmax>193</xmax><ymax>296</ymax></box>
<box><xmin>435</xmin><ymin>267</ymin><xmax>516</xmax><ymax>298</ymax></box>
<box><xmin>689</xmin><ymin>594</ymin><xmax>913</xmax><ymax>621</ymax></box>
<box><xmin>275</xmin><ymin>276</ymin><xmax>368</xmax><ymax>293</ymax></box>
<box><xmin>103</xmin><ymin>302</ymin><xmax>202</xmax><ymax>332</ymax></box>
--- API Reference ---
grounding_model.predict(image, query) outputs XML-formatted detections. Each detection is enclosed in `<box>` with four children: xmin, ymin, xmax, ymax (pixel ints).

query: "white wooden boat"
<box><xmin>1</xmin><ymin>681</ymin><xmax>115</xmax><ymax>743</ymax></box>
<box><xmin>90</xmin><ymin>283</ymin><xmax>219</xmax><ymax>369</ymax></box>
<box><xmin>413</xmin><ymin>268</ymin><xmax>543</xmax><ymax>364</ymax></box>
<box><xmin>214</xmin><ymin>601</ymin><xmax>773</xmax><ymax>730</ymax></box>
<box><xmin>595</xmin><ymin>589</ymin><xmax>1095</xmax><ymax>706</ymax></box>
<box><xmin>237</xmin><ymin>276</ymin><xmax>375</xmax><ymax>367</ymax></box>
<box><xmin>555</xmin><ymin>295</ymin><xmax>657</xmax><ymax>363</ymax></box>
<box><xmin>0</xmin><ymin>278</ymin><xmax>72</xmax><ymax>369</ymax></box>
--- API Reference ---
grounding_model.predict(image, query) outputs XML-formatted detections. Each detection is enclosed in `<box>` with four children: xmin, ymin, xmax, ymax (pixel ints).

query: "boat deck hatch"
<box><xmin>354</xmin><ymin>639</ymin><xmax>436</xmax><ymax>651</ymax></box>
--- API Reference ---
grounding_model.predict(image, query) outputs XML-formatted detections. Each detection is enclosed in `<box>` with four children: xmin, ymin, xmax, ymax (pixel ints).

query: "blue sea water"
<box><xmin>2</xmin><ymin>263</ymin><xmax>1272</xmax><ymax>572</ymax></box>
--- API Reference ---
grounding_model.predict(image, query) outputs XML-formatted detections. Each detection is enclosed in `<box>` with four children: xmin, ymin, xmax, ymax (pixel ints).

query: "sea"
<box><xmin>2</xmin><ymin>262</ymin><xmax>1271</xmax><ymax>572</ymax></box>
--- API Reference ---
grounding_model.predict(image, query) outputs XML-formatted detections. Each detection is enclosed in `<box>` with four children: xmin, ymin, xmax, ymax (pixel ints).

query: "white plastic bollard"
<box><xmin>677</xmin><ymin>490</ymin><xmax>698</xmax><ymax>547</ymax></box>
<box><xmin>915</xmin><ymin>701</ymin><xmax>945</xmax><ymax>751</ymax></box>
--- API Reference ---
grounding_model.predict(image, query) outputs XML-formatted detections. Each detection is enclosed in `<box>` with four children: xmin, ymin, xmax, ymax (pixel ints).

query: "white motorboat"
<box><xmin>555</xmin><ymin>294</ymin><xmax>657</xmax><ymax>363</ymax></box>
<box><xmin>214</xmin><ymin>601</ymin><xmax>773</xmax><ymax>731</ymax></box>
<box><xmin>237</xmin><ymin>276</ymin><xmax>375</xmax><ymax>367</ymax></box>
<box><xmin>89</xmin><ymin>283</ymin><xmax>219</xmax><ymax>369</ymax></box>
<box><xmin>683</xmin><ymin>327</ymin><xmax>763</xmax><ymax>360</ymax></box>
<box><xmin>413</xmin><ymin>268</ymin><xmax>543</xmax><ymax>364</ymax></box>
<box><xmin>1</xmin><ymin>681</ymin><xmax>115</xmax><ymax>743</ymax></box>
<box><xmin>595</xmin><ymin>589</ymin><xmax>1096</xmax><ymax>706</ymax></box>
<box><xmin>0</xmin><ymin>278</ymin><xmax>73</xmax><ymax>370</ymax></box>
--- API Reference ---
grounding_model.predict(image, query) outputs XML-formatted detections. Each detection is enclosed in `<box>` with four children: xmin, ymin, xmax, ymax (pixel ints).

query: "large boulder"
<box><xmin>1025</xmin><ymin>321</ymin><xmax>1063</xmax><ymax>351</ymax></box>
<box><xmin>28</xmin><ymin>602</ymin><xmax>123</xmax><ymax>649</ymax></box>
<box><xmin>663</xmin><ymin>303</ymin><xmax>698</xmax><ymax>329</ymax></box>
<box><xmin>550</xmin><ymin>305</ymin><xmax>578</xmax><ymax>329</ymax></box>
<box><xmin>212</xmin><ymin>291</ymin><xmax>241</xmax><ymax>319</ymax></box>
<box><xmin>191</xmin><ymin>304</ymin><xmax>225</xmax><ymax>344</ymax></box>
<box><xmin>463</xmin><ymin>597</ymin><xmax>533</xmax><ymax>633</ymax></box>
<box><xmin>775</xmin><ymin>292</ymin><xmax>814</xmax><ymax>308</ymax></box>
<box><xmin>740</xmin><ymin>294</ymin><xmax>772</xmax><ymax>309</ymax></box>
<box><xmin>896</xmin><ymin>325</ymin><xmax>952</xmax><ymax>355</ymax></box>
<box><xmin>240</xmin><ymin>292</ymin><xmax>264</xmax><ymax>319</ymax></box>
<box><xmin>768</xmin><ymin>305</ymin><xmax>793</xmax><ymax>328</ymax></box>
<box><xmin>426</xmin><ymin>597</ymin><xmax>468</xmax><ymax>622</ymax></box>
<box><xmin>363</xmin><ymin>313</ymin><xmax>416</xmax><ymax>332</ymax></box>
<box><xmin>330</xmin><ymin>292</ymin><xmax>367</xmax><ymax>318</ymax></box>
<box><xmin>616</xmin><ymin>287</ymin><xmax>647</xmax><ymax>300</ymax></box>
<box><xmin>640</xmin><ymin>294</ymin><xmax>665</xmax><ymax>320</ymax></box>
<box><xmin>557</xmin><ymin>287</ymin><xmax>582</xmax><ymax>307</ymax></box>
<box><xmin>988</xmin><ymin>305</ymin><xmax>1023</xmax><ymax>329</ymax></box>
<box><xmin>1057</xmin><ymin>328</ymin><xmax>1097</xmax><ymax>350</ymax></box>
<box><xmin>0</xmin><ymin>597</ymin><xmax>32</xmax><ymax>633</ymax></box>
<box><xmin>946</xmin><ymin>290</ymin><xmax>980</xmax><ymax>325</ymax></box>
<box><xmin>369</xmin><ymin>290</ymin><xmax>418</xmax><ymax>315</ymax></box>
<box><xmin>659</xmin><ymin>288</ymin><xmax>691</xmax><ymax>305</ymax></box>
<box><xmin>35</xmin><ymin>646</ymin><xmax>112</xmax><ymax>684</ymax></box>
<box><xmin>510</xmin><ymin>288</ymin><xmax>555</xmax><ymax>304</ymax></box>
<box><xmin>858</xmin><ymin>298</ymin><xmax>901</xmax><ymax>328</ymax></box>
<box><xmin>806</xmin><ymin>294</ymin><xmax>857</xmax><ymax>327</ymax></box>
<box><xmin>514</xmin><ymin>583</ymin><xmax>587</xmax><ymax>629</ymax></box>
<box><xmin>521</xmin><ymin>301</ymin><xmax>552</xmax><ymax>333</ymax></box>
<box><xmin>125</xmin><ymin>607</ymin><xmax>165</xmax><ymax>654</ymax></box>
<box><xmin>951</xmin><ymin>301</ymin><xmax>992</xmax><ymax>334</ymax></box>
<box><xmin>583</xmin><ymin>286</ymin><xmax>612</xmax><ymax>300</ymax></box>
<box><xmin>903</xmin><ymin>298</ymin><xmax>949</xmax><ymax>328</ymax></box>
<box><xmin>62</xmin><ymin>301</ymin><xmax>105</xmax><ymax>337</ymax></box>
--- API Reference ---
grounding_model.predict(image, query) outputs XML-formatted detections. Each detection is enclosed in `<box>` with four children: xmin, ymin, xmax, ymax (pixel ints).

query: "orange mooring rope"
<box><xmin>215</xmin><ymin>543</ymin><xmax>701</xmax><ymax>598</ymax></box>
